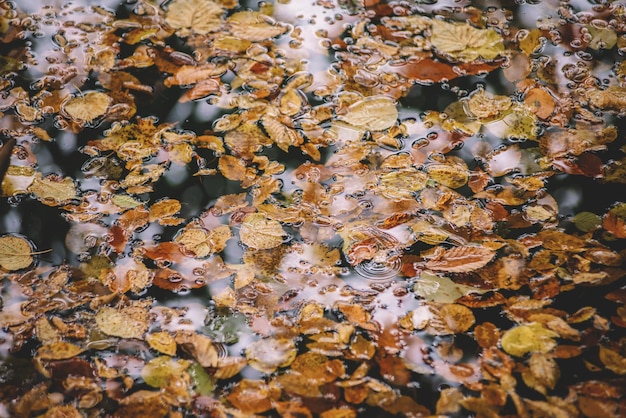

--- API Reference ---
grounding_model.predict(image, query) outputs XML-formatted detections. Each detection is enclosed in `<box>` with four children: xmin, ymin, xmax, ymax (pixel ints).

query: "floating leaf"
<box><xmin>218</xmin><ymin>155</ymin><xmax>247</xmax><ymax>181</ymax></box>
<box><xmin>146</xmin><ymin>332</ymin><xmax>177</xmax><ymax>356</ymax></box>
<box><xmin>62</xmin><ymin>91</ymin><xmax>111</xmax><ymax>123</ymax></box>
<box><xmin>430</xmin><ymin>19</ymin><xmax>504</xmax><ymax>62</ymax></box>
<box><xmin>28</xmin><ymin>173</ymin><xmax>77</xmax><ymax>205</ymax></box>
<box><xmin>0</xmin><ymin>235</ymin><xmax>34</xmax><ymax>271</ymax></box>
<box><xmin>413</xmin><ymin>271</ymin><xmax>486</xmax><ymax>303</ymax></box>
<box><xmin>424</xmin><ymin>245</ymin><xmax>496</xmax><ymax>273</ymax></box>
<box><xmin>142</xmin><ymin>356</ymin><xmax>190</xmax><ymax>388</ymax></box>
<box><xmin>339</xmin><ymin>96</ymin><xmax>398</xmax><ymax>131</ymax></box>
<box><xmin>239</xmin><ymin>213</ymin><xmax>286</xmax><ymax>250</ymax></box>
<box><xmin>164</xmin><ymin>0</ymin><xmax>224</xmax><ymax>37</ymax></box>
<box><xmin>228</xmin><ymin>11</ymin><xmax>289</xmax><ymax>42</ymax></box>
<box><xmin>501</xmin><ymin>323</ymin><xmax>559</xmax><ymax>357</ymax></box>
<box><xmin>246</xmin><ymin>337</ymin><xmax>297</xmax><ymax>373</ymax></box>
<box><xmin>36</xmin><ymin>341</ymin><xmax>83</xmax><ymax>360</ymax></box>
<box><xmin>95</xmin><ymin>304</ymin><xmax>150</xmax><ymax>339</ymax></box>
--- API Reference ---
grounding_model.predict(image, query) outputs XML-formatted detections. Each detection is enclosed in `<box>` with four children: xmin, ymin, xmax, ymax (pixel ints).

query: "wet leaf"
<box><xmin>246</xmin><ymin>337</ymin><xmax>297</xmax><ymax>373</ymax></box>
<box><xmin>501</xmin><ymin>323</ymin><xmax>559</xmax><ymax>357</ymax></box>
<box><xmin>95</xmin><ymin>303</ymin><xmax>150</xmax><ymax>339</ymax></box>
<box><xmin>424</xmin><ymin>245</ymin><xmax>496</xmax><ymax>273</ymax></box>
<box><xmin>413</xmin><ymin>271</ymin><xmax>486</xmax><ymax>303</ymax></box>
<box><xmin>239</xmin><ymin>213</ymin><xmax>286</xmax><ymax>250</ymax></box>
<box><xmin>36</xmin><ymin>342</ymin><xmax>83</xmax><ymax>360</ymax></box>
<box><xmin>146</xmin><ymin>332</ymin><xmax>177</xmax><ymax>356</ymax></box>
<box><xmin>228</xmin><ymin>11</ymin><xmax>289</xmax><ymax>42</ymax></box>
<box><xmin>338</xmin><ymin>96</ymin><xmax>398</xmax><ymax>131</ymax></box>
<box><xmin>430</xmin><ymin>19</ymin><xmax>504</xmax><ymax>62</ymax></box>
<box><xmin>142</xmin><ymin>356</ymin><xmax>190</xmax><ymax>388</ymax></box>
<box><xmin>62</xmin><ymin>91</ymin><xmax>111</xmax><ymax>123</ymax></box>
<box><xmin>164</xmin><ymin>0</ymin><xmax>224</xmax><ymax>37</ymax></box>
<box><xmin>28</xmin><ymin>173</ymin><xmax>77</xmax><ymax>205</ymax></box>
<box><xmin>0</xmin><ymin>235</ymin><xmax>34</xmax><ymax>271</ymax></box>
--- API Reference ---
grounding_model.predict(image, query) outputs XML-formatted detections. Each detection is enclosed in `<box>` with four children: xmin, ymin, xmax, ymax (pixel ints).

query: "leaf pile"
<box><xmin>1</xmin><ymin>0</ymin><xmax>626</xmax><ymax>416</ymax></box>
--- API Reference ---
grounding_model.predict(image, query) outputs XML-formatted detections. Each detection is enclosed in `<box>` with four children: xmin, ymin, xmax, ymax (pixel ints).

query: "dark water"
<box><xmin>1</xmin><ymin>0</ymin><xmax>626</xmax><ymax>416</ymax></box>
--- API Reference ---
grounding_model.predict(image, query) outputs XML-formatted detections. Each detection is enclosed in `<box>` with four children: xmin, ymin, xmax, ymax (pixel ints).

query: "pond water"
<box><xmin>1</xmin><ymin>0</ymin><xmax>626</xmax><ymax>416</ymax></box>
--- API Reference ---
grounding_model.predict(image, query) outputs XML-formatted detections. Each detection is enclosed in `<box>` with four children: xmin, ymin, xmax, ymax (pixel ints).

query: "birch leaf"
<box><xmin>239</xmin><ymin>213</ymin><xmax>286</xmax><ymax>250</ymax></box>
<box><xmin>339</xmin><ymin>96</ymin><xmax>398</xmax><ymax>131</ymax></box>
<box><xmin>95</xmin><ymin>304</ymin><xmax>150</xmax><ymax>339</ymax></box>
<box><xmin>0</xmin><ymin>235</ymin><xmax>34</xmax><ymax>271</ymax></box>
<box><xmin>425</xmin><ymin>246</ymin><xmax>496</xmax><ymax>273</ymax></box>
<box><xmin>431</xmin><ymin>19</ymin><xmax>505</xmax><ymax>62</ymax></box>
<box><xmin>62</xmin><ymin>91</ymin><xmax>111</xmax><ymax>123</ymax></box>
<box><xmin>228</xmin><ymin>11</ymin><xmax>289</xmax><ymax>42</ymax></box>
<box><xmin>28</xmin><ymin>173</ymin><xmax>77</xmax><ymax>205</ymax></box>
<box><xmin>165</xmin><ymin>0</ymin><xmax>224</xmax><ymax>37</ymax></box>
<box><xmin>501</xmin><ymin>323</ymin><xmax>559</xmax><ymax>357</ymax></box>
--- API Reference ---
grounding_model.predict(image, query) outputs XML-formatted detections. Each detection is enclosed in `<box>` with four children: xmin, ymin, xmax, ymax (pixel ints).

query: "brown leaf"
<box><xmin>425</xmin><ymin>245</ymin><xmax>495</xmax><ymax>273</ymax></box>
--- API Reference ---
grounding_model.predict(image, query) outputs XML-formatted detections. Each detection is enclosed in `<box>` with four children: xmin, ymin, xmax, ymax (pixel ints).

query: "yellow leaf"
<box><xmin>36</xmin><ymin>342</ymin><xmax>83</xmax><ymax>360</ymax></box>
<box><xmin>28</xmin><ymin>173</ymin><xmax>77</xmax><ymax>205</ymax></box>
<box><xmin>175</xmin><ymin>226</ymin><xmax>212</xmax><ymax>258</ymax></box>
<box><xmin>339</xmin><ymin>96</ymin><xmax>398</xmax><ymax>131</ymax></box>
<box><xmin>228</xmin><ymin>11</ymin><xmax>289</xmax><ymax>42</ymax></box>
<box><xmin>164</xmin><ymin>0</ymin><xmax>224</xmax><ymax>37</ymax></box>
<box><xmin>95</xmin><ymin>304</ymin><xmax>150</xmax><ymax>339</ymax></box>
<box><xmin>62</xmin><ymin>91</ymin><xmax>111</xmax><ymax>123</ymax></box>
<box><xmin>146</xmin><ymin>331</ymin><xmax>177</xmax><ymax>356</ymax></box>
<box><xmin>0</xmin><ymin>235</ymin><xmax>34</xmax><ymax>271</ymax></box>
<box><xmin>246</xmin><ymin>337</ymin><xmax>297</xmax><ymax>373</ymax></box>
<box><xmin>142</xmin><ymin>356</ymin><xmax>190</xmax><ymax>388</ymax></box>
<box><xmin>431</xmin><ymin>19</ymin><xmax>504</xmax><ymax>62</ymax></box>
<box><xmin>149</xmin><ymin>198</ymin><xmax>182</xmax><ymax>223</ymax></box>
<box><xmin>239</xmin><ymin>213</ymin><xmax>286</xmax><ymax>250</ymax></box>
<box><xmin>501</xmin><ymin>323</ymin><xmax>559</xmax><ymax>357</ymax></box>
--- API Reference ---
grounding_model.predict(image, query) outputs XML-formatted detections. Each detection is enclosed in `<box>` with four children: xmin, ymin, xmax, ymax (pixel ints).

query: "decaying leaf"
<box><xmin>424</xmin><ymin>245</ymin><xmax>496</xmax><ymax>273</ymax></box>
<box><xmin>95</xmin><ymin>303</ymin><xmax>150</xmax><ymax>339</ymax></box>
<box><xmin>28</xmin><ymin>173</ymin><xmax>77</xmax><ymax>205</ymax></box>
<box><xmin>164</xmin><ymin>0</ymin><xmax>224</xmax><ymax>37</ymax></box>
<box><xmin>0</xmin><ymin>234</ymin><xmax>35</xmax><ymax>271</ymax></box>
<box><xmin>501</xmin><ymin>323</ymin><xmax>559</xmax><ymax>357</ymax></box>
<box><xmin>141</xmin><ymin>356</ymin><xmax>190</xmax><ymax>388</ymax></box>
<box><xmin>338</xmin><ymin>96</ymin><xmax>398</xmax><ymax>131</ymax></box>
<box><xmin>62</xmin><ymin>91</ymin><xmax>111</xmax><ymax>123</ymax></box>
<box><xmin>239</xmin><ymin>213</ymin><xmax>286</xmax><ymax>250</ymax></box>
<box><xmin>430</xmin><ymin>19</ymin><xmax>505</xmax><ymax>62</ymax></box>
<box><xmin>246</xmin><ymin>337</ymin><xmax>297</xmax><ymax>373</ymax></box>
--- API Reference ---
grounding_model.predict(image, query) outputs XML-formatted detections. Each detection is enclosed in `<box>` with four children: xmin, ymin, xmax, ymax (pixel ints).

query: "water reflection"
<box><xmin>2</xmin><ymin>0</ymin><xmax>626</xmax><ymax>415</ymax></box>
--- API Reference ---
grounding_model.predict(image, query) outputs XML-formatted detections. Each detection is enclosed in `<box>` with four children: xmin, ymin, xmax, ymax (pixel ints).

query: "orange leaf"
<box><xmin>425</xmin><ymin>245</ymin><xmax>495</xmax><ymax>273</ymax></box>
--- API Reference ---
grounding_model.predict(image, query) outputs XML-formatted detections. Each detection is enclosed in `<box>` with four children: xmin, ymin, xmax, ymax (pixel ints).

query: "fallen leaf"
<box><xmin>0</xmin><ymin>235</ymin><xmax>34</xmax><ymax>271</ymax></box>
<box><xmin>501</xmin><ymin>323</ymin><xmax>559</xmax><ymax>357</ymax></box>
<box><xmin>430</xmin><ymin>19</ymin><xmax>505</xmax><ymax>62</ymax></box>
<box><xmin>339</xmin><ymin>96</ymin><xmax>398</xmax><ymax>131</ymax></box>
<box><xmin>62</xmin><ymin>91</ymin><xmax>111</xmax><ymax>123</ymax></box>
<box><xmin>425</xmin><ymin>245</ymin><xmax>496</xmax><ymax>273</ymax></box>
<box><xmin>95</xmin><ymin>303</ymin><xmax>150</xmax><ymax>339</ymax></box>
<box><xmin>239</xmin><ymin>213</ymin><xmax>286</xmax><ymax>250</ymax></box>
<box><xmin>246</xmin><ymin>337</ymin><xmax>297</xmax><ymax>373</ymax></box>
